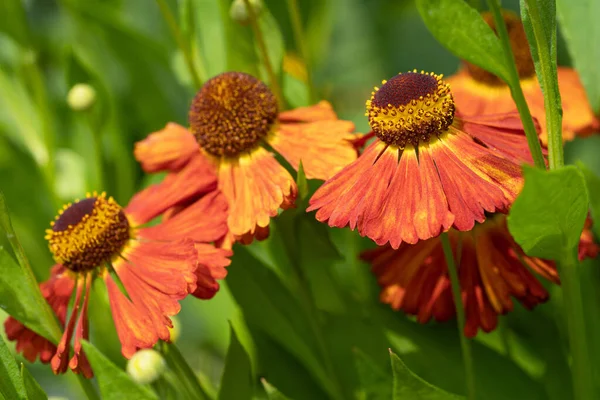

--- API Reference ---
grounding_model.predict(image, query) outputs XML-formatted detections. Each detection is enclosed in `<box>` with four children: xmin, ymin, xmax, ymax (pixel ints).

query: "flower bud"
<box><xmin>168</xmin><ymin>315</ymin><xmax>181</xmax><ymax>343</ymax></box>
<box><xmin>67</xmin><ymin>83</ymin><xmax>96</xmax><ymax>111</ymax></box>
<box><xmin>126</xmin><ymin>349</ymin><xmax>166</xmax><ymax>385</ymax></box>
<box><xmin>229</xmin><ymin>0</ymin><xmax>263</xmax><ymax>25</ymax></box>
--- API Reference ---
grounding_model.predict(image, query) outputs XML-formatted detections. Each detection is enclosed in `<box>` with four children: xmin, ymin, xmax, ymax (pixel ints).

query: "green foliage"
<box><xmin>81</xmin><ymin>341</ymin><xmax>157</xmax><ymax>400</ymax></box>
<box><xmin>556</xmin><ymin>0</ymin><xmax>600</xmax><ymax>113</ymax></box>
<box><xmin>0</xmin><ymin>334</ymin><xmax>28</xmax><ymax>400</ymax></box>
<box><xmin>20</xmin><ymin>365</ymin><xmax>47</xmax><ymax>400</ymax></box>
<box><xmin>579</xmin><ymin>162</ymin><xmax>600</xmax><ymax>239</ymax></box>
<box><xmin>508</xmin><ymin>165</ymin><xmax>589</xmax><ymax>260</ymax></box>
<box><xmin>218</xmin><ymin>325</ymin><xmax>254</xmax><ymax>400</ymax></box>
<box><xmin>390</xmin><ymin>350</ymin><xmax>465</xmax><ymax>400</ymax></box>
<box><xmin>416</xmin><ymin>0</ymin><xmax>509</xmax><ymax>82</ymax></box>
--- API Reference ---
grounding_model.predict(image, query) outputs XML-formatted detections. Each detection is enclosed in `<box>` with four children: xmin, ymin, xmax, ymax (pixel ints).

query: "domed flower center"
<box><xmin>466</xmin><ymin>11</ymin><xmax>535</xmax><ymax>86</ymax></box>
<box><xmin>366</xmin><ymin>71</ymin><xmax>455</xmax><ymax>147</ymax></box>
<box><xmin>46</xmin><ymin>193</ymin><xmax>131</xmax><ymax>272</ymax></box>
<box><xmin>189</xmin><ymin>71</ymin><xmax>279</xmax><ymax>157</ymax></box>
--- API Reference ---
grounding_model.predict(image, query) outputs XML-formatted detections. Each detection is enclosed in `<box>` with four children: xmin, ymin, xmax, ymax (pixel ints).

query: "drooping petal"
<box><xmin>126</xmin><ymin>153</ymin><xmax>218</xmax><ymax>225</ymax></box>
<box><xmin>52</xmin><ymin>275</ymin><xmax>85</xmax><ymax>375</ymax></box>
<box><xmin>108</xmin><ymin>238</ymin><xmax>198</xmax><ymax>358</ymax></box>
<box><xmin>139</xmin><ymin>190</ymin><xmax>229</xmax><ymax>243</ymax></box>
<box><xmin>218</xmin><ymin>147</ymin><xmax>296</xmax><ymax>240</ymax></box>
<box><xmin>191</xmin><ymin>243</ymin><xmax>233</xmax><ymax>299</ymax></box>
<box><xmin>269</xmin><ymin>119</ymin><xmax>358</xmax><ymax>180</ymax></box>
<box><xmin>68</xmin><ymin>273</ymin><xmax>93</xmax><ymax>378</ymax></box>
<box><xmin>278</xmin><ymin>100</ymin><xmax>338</xmax><ymax>122</ymax></box>
<box><xmin>134</xmin><ymin>123</ymin><xmax>199</xmax><ymax>173</ymax></box>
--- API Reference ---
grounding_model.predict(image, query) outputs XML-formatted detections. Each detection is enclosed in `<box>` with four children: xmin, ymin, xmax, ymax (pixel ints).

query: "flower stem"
<box><xmin>558</xmin><ymin>253</ymin><xmax>594</xmax><ymax>400</ymax></box>
<box><xmin>286</xmin><ymin>0</ymin><xmax>317</xmax><ymax>103</ymax></box>
<box><xmin>440</xmin><ymin>233</ymin><xmax>476</xmax><ymax>400</ymax></box>
<box><xmin>243</xmin><ymin>0</ymin><xmax>284</xmax><ymax>107</ymax></box>
<box><xmin>156</xmin><ymin>0</ymin><xmax>204</xmax><ymax>89</ymax></box>
<box><xmin>160</xmin><ymin>342</ymin><xmax>210</xmax><ymax>400</ymax></box>
<box><xmin>521</xmin><ymin>0</ymin><xmax>563</xmax><ymax>169</ymax></box>
<box><xmin>486</xmin><ymin>0</ymin><xmax>546</xmax><ymax>170</ymax></box>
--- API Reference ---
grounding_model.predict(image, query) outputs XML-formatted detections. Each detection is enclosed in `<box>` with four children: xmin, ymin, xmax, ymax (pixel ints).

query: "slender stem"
<box><xmin>155</xmin><ymin>0</ymin><xmax>203</xmax><ymax>89</ymax></box>
<box><xmin>486</xmin><ymin>0</ymin><xmax>546</xmax><ymax>170</ymax></box>
<box><xmin>286</xmin><ymin>0</ymin><xmax>317</xmax><ymax>103</ymax></box>
<box><xmin>522</xmin><ymin>0</ymin><xmax>563</xmax><ymax>169</ymax></box>
<box><xmin>75</xmin><ymin>374</ymin><xmax>100</xmax><ymax>400</ymax></box>
<box><xmin>160</xmin><ymin>342</ymin><xmax>210</xmax><ymax>400</ymax></box>
<box><xmin>85</xmin><ymin>111</ymin><xmax>105</xmax><ymax>191</ymax></box>
<box><xmin>558</xmin><ymin>253</ymin><xmax>594</xmax><ymax>400</ymax></box>
<box><xmin>440</xmin><ymin>233</ymin><xmax>476</xmax><ymax>400</ymax></box>
<box><xmin>243</xmin><ymin>0</ymin><xmax>284</xmax><ymax>107</ymax></box>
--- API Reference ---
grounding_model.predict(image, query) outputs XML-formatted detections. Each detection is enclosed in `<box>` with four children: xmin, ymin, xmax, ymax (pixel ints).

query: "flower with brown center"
<box><xmin>446</xmin><ymin>10</ymin><xmax>599</xmax><ymax>144</ymax></box>
<box><xmin>4</xmin><ymin>191</ymin><xmax>231</xmax><ymax>376</ymax></box>
<box><xmin>134</xmin><ymin>71</ymin><xmax>361</xmax><ymax>243</ymax></box>
<box><xmin>362</xmin><ymin>214</ymin><xmax>598</xmax><ymax>337</ymax></box>
<box><xmin>308</xmin><ymin>70</ymin><xmax>542</xmax><ymax>249</ymax></box>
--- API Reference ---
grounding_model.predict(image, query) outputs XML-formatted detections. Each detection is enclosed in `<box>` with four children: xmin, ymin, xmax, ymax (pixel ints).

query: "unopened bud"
<box><xmin>67</xmin><ymin>83</ymin><xmax>96</xmax><ymax>111</ymax></box>
<box><xmin>126</xmin><ymin>349</ymin><xmax>166</xmax><ymax>385</ymax></box>
<box><xmin>229</xmin><ymin>0</ymin><xmax>263</xmax><ymax>25</ymax></box>
<box><xmin>168</xmin><ymin>315</ymin><xmax>181</xmax><ymax>343</ymax></box>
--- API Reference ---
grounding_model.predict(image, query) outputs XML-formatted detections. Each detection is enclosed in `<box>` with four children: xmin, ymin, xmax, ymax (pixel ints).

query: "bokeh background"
<box><xmin>1</xmin><ymin>0</ymin><xmax>600</xmax><ymax>398</ymax></box>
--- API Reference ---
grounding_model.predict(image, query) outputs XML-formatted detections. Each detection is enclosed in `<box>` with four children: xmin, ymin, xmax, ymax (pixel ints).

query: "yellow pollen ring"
<box><xmin>366</xmin><ymin>70</ymin><xmax>455</xmax><ymax>148</ymax></box>
<box><xmin>45</xmin><ymin>192</ymin><xmax>132</xmax><ymax>273</ymax></box>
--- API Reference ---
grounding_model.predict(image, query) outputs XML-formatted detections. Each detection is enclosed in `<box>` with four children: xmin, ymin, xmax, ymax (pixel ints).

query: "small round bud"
<box><xmin>67</xmin><ymin>83</ymin><xmax>96</xmax><ymax>111</ymax></box>
<box><xmin>168</xmin><ymin>315</ymin><xmax>181</xmax><ymax>343</ymax></box>
<box><xmin>229</xmin><ymin>0</ymin><xmax>263</xmax><ymax>25</ymax></box>
<box><xmin>126</xmin><ymin>349</ymin><xmax>166</xmax><ymax>385</ymax></box>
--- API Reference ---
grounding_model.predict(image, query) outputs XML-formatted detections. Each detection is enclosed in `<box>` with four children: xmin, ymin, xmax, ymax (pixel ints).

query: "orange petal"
<box><xmin>191</xmin><ymin>243</ymin><xmax>232</xmax><ymax>299</ymax></box>
<box><xmin>52</xmin><ymin>276</ymin><xmax>85</xmax><ymax>375</ymax></box>
<box><xmin>556</xmin><ymin>67</ymin><xmax>599</xmax><ymax>140</ymax></box>
<box><xmin>126</xmin><ymin>153</ymin><xmax>218</xmax><ymax>225</ymax></box>
<box><xmin>68</xmin><ymin>273</ymin><xmax>94</xmax><ymax>378</ymax></box>
<box><xmin>134</xmin><ymin>123</ymin><xmax>199</xmax><ymax>173</ymax></box>
<box><xmin>218</xmin><ymin>147</ymin><xmax>296</xmax><ymax>240</ymax></box>
<box><xmin>138</xmin><ymin>190</ymin><xmax>229</xmax><ymax>244</ymax></box>
<box><xmin>278</xmin><ymin>100</ymin><xmax>338</xmax><ymax>122</ymax></box>
<box><xmin>269</xmin><ymin>119</ymin><xmax>358</xmax><ymax>180</ymax></box>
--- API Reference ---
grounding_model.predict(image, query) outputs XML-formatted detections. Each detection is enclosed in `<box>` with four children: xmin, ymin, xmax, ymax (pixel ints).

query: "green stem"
<box><xmin>85</xmin><ymin>111</ymin><xmax>105</xmax><ymax>191</ymax></box>
<box><xmin>156</xmin><ymin>0</ymin><xmax>204</xmax><ymax>89</ymax></box>
<box><xmin>75</xmin><ymin>374</ymin><xmax>101</xmax><ymax>400</ymax></box>
<box><xmin>286</xmin><ymin>0</ymin><xmax>317</xmax><ymax>103</ymax></box>
<box><xmin>160</xmin><ymin>342</ymin><xmax>210</xmax><ymax>400</ymax></box>
<box><xmin>486</xmin><ymin>0</ymin><xmax>546</xmax><ymax>170</ymax></box>
<box><xmin>440</xmin><ymin>233</ymin><xmax>476</xmax><ymax>400</ymax></box>
<box><xmin>522</xmin><ymin>0</ymin><xmax>563</xmax><ymax>169</ymax></box>
<box><xmin>243</xmin><ymin>0</ymin><xmax>284</xmax><ymax>107</ymax></box>
<box><xmin>558</xmin><ymin>253</ymin><xmax>594</xmax><ymax>400</ymax></box>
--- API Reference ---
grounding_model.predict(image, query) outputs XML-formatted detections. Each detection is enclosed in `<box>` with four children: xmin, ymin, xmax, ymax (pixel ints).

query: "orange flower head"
<box><xmin>190</xmin><ymin>72</ymin><xmax>278</xmax><ymax>157</ymax></box>
<box><xmin>5</xmin><ymin>191</ymin><xmax>231</xmax><ymax>377</ymax></box>
<box><xmin>367</xmin><ymin>71</ymin><xmax>455</xmax><ymax>148</ymax></box>
<box><xmin>134</xmin><ymin>71</ymin><xmax>360</xmax><ymax>243</ymax></box>
<box><xmin>447</xmin><ymin>10</ymin><xmax>599</xmax><ymax>143</ymax></box>
<box><xmin>309</xmin><ymin>70</ymin><xmax>543</xmax><ymax>249</ymax></box>
<box><xmin>46</xmin><ymin>196</ymin><xmax>130</xmax><ymax>272</ymax></box>
<box><xmin>363</xmin><ymin>214</ymin><xmax>598</xmax><ymax>337</ymax></box>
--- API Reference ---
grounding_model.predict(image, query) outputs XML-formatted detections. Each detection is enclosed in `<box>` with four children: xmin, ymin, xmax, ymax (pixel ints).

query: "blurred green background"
<box><xmin>1</xmin><ymin>0</ymin><xmax>600</xmax><ymax>399</ymax></box>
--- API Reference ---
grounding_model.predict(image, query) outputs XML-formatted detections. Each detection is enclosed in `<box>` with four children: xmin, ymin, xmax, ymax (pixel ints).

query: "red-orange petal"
<box><xmin>269</xmin><ymin>119</ymin><xmax>358</xmax><ymax>180</ymax></box>
<box><xmin>218</xmin><ymin>147</ymin><xmax>296</xmax><ymax>240</ymax></box>
<box><xmin>126</xmin><ymin>153</ymin><xmax>218</xmax><ymax>225</ymax></box>
<box><xmin>191</xmin><ymin>243</ymin><xmax>233</xmax><ymax>299</ymax></box>
<box><xmin>134</xmin><ymin>123</ymin><xmax>199</xmax><ymax>173</ymax></box>
<box><xmin>138</xmin><ymin>190</ymin><xmax>229</xmax><ymax>243</ymax></box>
<box><xmin>278</xmin><ymin>100</ymin><xmax>338</xmax><ymax>123</ymax></box>
<box><xmin>108</xmin><ymin>238</ymin><xmax>198</xmax><ymax>358</ymax></box>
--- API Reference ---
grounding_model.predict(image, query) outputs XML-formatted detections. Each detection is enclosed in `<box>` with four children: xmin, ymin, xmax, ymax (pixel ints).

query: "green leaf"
<box><xmin>81</xmin><ymin>341</ymin><xmax>157</xmax><ymax>400</ymax></box>
<box><xmin>0</xmin><ymin>334</ymin><xmax>27</xmax><ymax>400</ymax></box>
<box><xmin>161</xmin><ymin>343</ymin><xmax>212</xmax><ymax>400</ymax></box>
<box><xmin>390</xmin><ymin>350</ymin><xmax>465</xmax><ymax>400</ymax></box>
<box><xmin>0</xmin><ymin>193</ymin><xmax>61</xmax><ymax>343</ymax></box>
<box><xmin>20</xmin><ymin>364</ymin><xmax>47</xmax><ymax>400</ymax></box>
<box><xmin>416</xmin><ymin>0</ymin><xmax>509</xmax><ymax>82</ymax></box>
<box><xmin>353</xmin><ymin>348</ymin><xmax>392</xmax><ymax>400</ymax></box>
<box><xmin>507</xmin><ymin>165</ymin><xmax>589</xmax><ymax>259</ymax></box>
<box><xmin>556</xmin><ymin>0</ymin><xmax>600</xmax><ymax>113</ymax></box>
<box><xmin>218</xmin><ymin>325</ymin><xmax>254</xmax><ymax>400</ymax></box>
<box><xmin>296</xmin><ymin>161</ymin><xmax>308</xmax><ymax>202</ymax></box>
<box><xmin>578</xmin><ymin>162</ymin><xmax>600</xmax><ymax>239</ymax></box>
<box><xmin>261</xmin><ymin>378</ymin><xmax>291</xmax><ymax>400</ymax></box>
